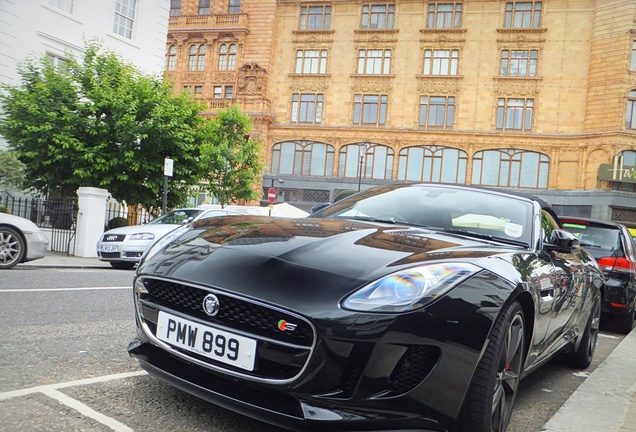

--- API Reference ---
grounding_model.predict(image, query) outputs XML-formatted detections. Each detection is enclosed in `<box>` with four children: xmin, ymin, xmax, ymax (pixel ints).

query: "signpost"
<box><xmin>268</xmin><ymin>187</ymin><xmax>276</xmax><ymax>216</ymax></box>
<box><xmin>163</xmin><ymin>157</ymin><xmax>173</xmax><ymax>214</ymax></box>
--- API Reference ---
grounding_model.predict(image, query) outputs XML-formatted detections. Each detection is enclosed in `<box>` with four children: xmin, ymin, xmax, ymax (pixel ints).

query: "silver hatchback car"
<box><xmin>97</xmin><ymin>208</ymin><xmax>240</xmax><ymax>269</ymax></box>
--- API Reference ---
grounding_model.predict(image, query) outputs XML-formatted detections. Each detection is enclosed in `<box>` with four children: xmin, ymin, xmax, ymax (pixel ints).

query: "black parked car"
<box><xmin>128</xmin><ymin>183</ymin><xmax>603</xmax><ymax>432</ymax></box>
<box><xmin>560</xmin><ymin>217</ymin><xmax>636</xmax><ymax>334</ymax></box>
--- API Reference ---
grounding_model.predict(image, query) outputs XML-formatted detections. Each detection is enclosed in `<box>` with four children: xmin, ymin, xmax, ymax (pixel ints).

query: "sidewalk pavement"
<box><xmin>19</xmin><ymin>252</ymin><xmax>636</xmax><ymax>431</ymax></box>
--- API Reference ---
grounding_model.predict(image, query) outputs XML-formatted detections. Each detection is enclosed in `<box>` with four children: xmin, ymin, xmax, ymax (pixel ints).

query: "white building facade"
<box><xmin>0</xmin><ymin>0</ymin><xmax>171</xmax><ymax>147</ymax></box>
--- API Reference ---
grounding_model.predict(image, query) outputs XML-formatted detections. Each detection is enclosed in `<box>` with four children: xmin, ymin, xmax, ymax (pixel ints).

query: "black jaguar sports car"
<box><xmin>128</xmin><ymin>183</ymin><xmax>604</xmax><ymax>432</ymax></box>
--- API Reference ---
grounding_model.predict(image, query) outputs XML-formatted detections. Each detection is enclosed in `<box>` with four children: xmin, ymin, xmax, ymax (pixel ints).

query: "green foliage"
<box><xmin>0</xmin><ymin>206</ymin><xmax>7</xmax><ymax>213</ymax></box>
<box><xmin>198</xmin><ymin>105</ymin><xmax>264</xmax><ymax>207</ymax></box>
<box><xmin>0</xmin><ymin>40</ymin><xmax>204</xmax><ymax>207</ymax></box>
<box><xmin>107</xmin><ymin>216</ymin><xmax>129</xmax><ymax>230</ymax></box>
<box><xmin>0</xmin><ymin>150</ymin><xmax>26</xmax><ymax>190</ymax></box>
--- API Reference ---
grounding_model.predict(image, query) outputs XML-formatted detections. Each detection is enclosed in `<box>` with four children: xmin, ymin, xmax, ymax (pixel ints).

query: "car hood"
<box><xmin>137</xmin><ymin>216</ymin><xmax>521</xmax><ymax>311</ymax></box>
<box><xmin>102</xmin><ymin>223</ymin><xmax>181</xmax><ymax>237</ymax></box>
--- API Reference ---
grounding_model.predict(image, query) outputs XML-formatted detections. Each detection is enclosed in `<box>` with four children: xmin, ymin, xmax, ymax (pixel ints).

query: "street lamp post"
<box><xmin>358</xmin><ymin>143</ymin><xmax>369</xmax><ymax>192</ymax></box>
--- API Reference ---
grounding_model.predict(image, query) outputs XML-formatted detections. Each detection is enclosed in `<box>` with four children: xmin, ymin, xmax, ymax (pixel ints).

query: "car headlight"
<box><xmin>129</xmin><ymin>233</ymin><xmax>156</xmax><ymax>241</ymax></box>
<box><xmin>342</xmin><ymin>263</ymin><xmax>481</xmax><ymax>313</ymax></box>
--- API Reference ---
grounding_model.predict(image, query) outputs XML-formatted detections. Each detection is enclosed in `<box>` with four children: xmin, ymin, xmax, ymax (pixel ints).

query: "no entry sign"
<box><xmin>268</xmin><ymin>187</ymin><xmax>276</xmax><ymax>203</ymax></box>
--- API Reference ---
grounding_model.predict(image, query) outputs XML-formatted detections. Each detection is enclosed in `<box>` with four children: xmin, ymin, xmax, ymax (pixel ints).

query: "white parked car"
<box><xmin>0</xmin><ymin>213</ymin><xmax>49</xmax><ymax>269</ymax></box>
<box><xmin>97</xmin><ymin>208</ymin><xmax>240</xmax><ymax>270</ymax></box>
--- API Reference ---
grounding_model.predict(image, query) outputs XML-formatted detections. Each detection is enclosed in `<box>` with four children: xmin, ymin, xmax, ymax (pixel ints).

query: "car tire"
<box><xmin>460</xmin><ymin>301</ymin><xmax>525</xmax><ymax>432</ymax></box>
<box><xmin>564</xmin><ymin>296</ymin><xmax>600</xmax><ymax>369</ymax></box>
<box><xmin>110</xmin><ymin>262</ymin><xmax>136</xmax><ymax>270</ymax></box>
<box><xmin>615</xmin><ymin>309</ymin><xmax>634</xmax><ymax>335</ymax></box>
<box><xmin>0</xmin><ymin>226</ymin><xmax>26</xmax><ymax>269</ymax></box>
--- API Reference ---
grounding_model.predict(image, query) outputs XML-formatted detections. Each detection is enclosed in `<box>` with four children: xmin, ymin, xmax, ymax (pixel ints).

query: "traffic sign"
<box><xmin>268</xmin><ymin>187</ymin><xmax>276</xmax><ymax>203</ymax></box>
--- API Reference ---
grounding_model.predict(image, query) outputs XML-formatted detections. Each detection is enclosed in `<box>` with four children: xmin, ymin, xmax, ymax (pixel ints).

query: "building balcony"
<box><xmin>169</xmin><ymin>13</ymin><xmax>249</xmax><ymax>32</ymax></box>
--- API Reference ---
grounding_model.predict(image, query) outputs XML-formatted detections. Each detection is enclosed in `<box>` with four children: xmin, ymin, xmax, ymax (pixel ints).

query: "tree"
<box><xmin>0</xmin><ymin>40</ymin><xmax>204</xmax><ymax>208</ymax></box>
<box><xmin>0</xmin><ymin>150</ymin><xmax>26</xmax><ymax>190</ymax></box>
<box><xmin>198</xmin><ymin>105</ymin><xmax>263</xmax><ymax>207</ymax></box>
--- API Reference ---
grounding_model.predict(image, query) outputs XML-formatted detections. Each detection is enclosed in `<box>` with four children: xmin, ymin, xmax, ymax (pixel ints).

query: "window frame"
<box><xmin>361</xmin><ymin>4</ymin><xmax>395</xmax><ymax>30</ymax></box>
<box><xmin>472</xmin><ymin>148</ymin><xmax>549</xmax><ymax>188</ymax></box>
<box><xmin>419</xmin><ymin>95</ymin><xmax>455</xmax><ymax>128</ymax></box>
<box><xmin>504</xmin><ymin>1</ymin><xmax>542</xmax><ymax>29</ymax></box>
<box><xmin>357</xmin><ymin>49</ymin><xmax>391</xmax><ymax>75</ymax></box>
<box><xmin>353</xmin><ymin>94</ymin><xmax>388</xmax><ymax>126</ymax></box>
<box><xmin>228</xmin><ymin>0</ymin><xmax>241</xmax><ymax>14</ymax></box>
<box><xmin>496</xmin><ymin>97</ymin><xmax>534</xmax><ymax>132</ymax></box>
<box><xmin>218</xmin><ymin>44</ymin><xmax>237</xmax><ymax>71</ymax></box>
<box><xmin>423</xmin><ymin>49</ymin><xmax>459</xmax><ymax>75</ymax></box>
<box><xmin>198</xmin><ymin>0</ymin><xmax>210</xmax><ymax>14</ymax></box>
<box><xmin>49</xmin><ymin>0</ymin><xmax>74</xmax><ymax>14</ymax></box>
<box><xmin>166</xmin><ymin>45</ymin><xmax>177</xmax><ymax>71</ymax></box>
<box><xmin>291</xmin><ymin>93</ymin><xmax>324</xmax><ymax>124</ymax></box>
<box><xmin>113</xmin><ymin>0</ymin><xmax>136</xmax><ymax>39</ymax></box>
<box><xmin>299</xmin><ymin>5</ymin><xmax>332</xmax><ymax>30</ymax></box>
<box><xmin>188</xmin><ymin>44</ymin><xmax>207</xmax><ymax>71</ymax></box>
<box><xmin>427</xmin><ymin>3</ymin><xmax>463</xmax><ymax>29</ymax></box>
<box><xmin>295</xmin><ymin>49</ymin><xmax>328</xmax><ymax>74</ymax></box>
<box><xmin>500</xmin><ymin>49</ymin><xmax>538</xmax><ymax>77</ymax></box>
<box><xmin>626</xmin><ymin>90</ymin><xmax>636</xmax><ymax>130</ymax></box>
<box><xmin>170</xmin><ymin>0</ymin><xmax>181</xmax><ymax>16</ymax></box>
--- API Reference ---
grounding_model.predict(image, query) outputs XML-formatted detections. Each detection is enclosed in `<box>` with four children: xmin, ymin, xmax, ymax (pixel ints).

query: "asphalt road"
<box><xmin>0</xmin><ymin>267</ymin><xmax>625</xmax><ymax>432</ymax></box>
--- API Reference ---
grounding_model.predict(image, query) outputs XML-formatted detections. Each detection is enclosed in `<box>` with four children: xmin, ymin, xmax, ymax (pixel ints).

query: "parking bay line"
<box><xmin>0</xmin><ymin>370</ymin><xmax>148</xmax><ymax>432</ymax></box>
<box><xmin>0</xmin><ymin>287</ymin><xmax>130</xmax><ymax>293</ymax></box>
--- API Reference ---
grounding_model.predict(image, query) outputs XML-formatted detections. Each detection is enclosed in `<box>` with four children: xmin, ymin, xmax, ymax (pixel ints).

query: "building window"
<box><xmin>354</xmin><ymin>94</ymin><xmax>388</xmax><ymax>126</ymax></box>
<box><xmin>361</xmin><ymin>4</ymin><xmax>395</xmax><ymax>29</ymax></box>
<box><xmin>194</xmin><ymin>86</ymin><xmax>203</xmax><ymax>95</ymax></box>
<box><xmin>423</xmin><ymin>49</ymin><xmax>459</xmax><ymax>75</ymax></box>
<box><xmin>500</xmin><ymin>50</ymin><xmax>538</xmax><ymax>76</ymax></box>
<box><xmin>49</xmin><ymin>0</ymin><xmax>74</xmax><ymax>13</ymax></box>
<box><xmin>188</xmin><ymin>44</ymin><xmax>206</xmax><ymax>71</ymax></box>
<box><xmin>338</xmin><ymin>144</ymin><xmax>394</xmax><ymax>180</ymax></box>
<box><xmin>270</xmin><ymin>141</ymin><xmax>335</xmax><ymax>176</ymax></box>
<box><xmin>198</xmin><ymin>0</ymin><xmax>210</xmax><ymax>14</ymax></box>
<box><xmin>626</xmin><ymin>90</ymin><xmax>636</xmax><ymax>129</ymax></box>
<box><xmin>427</xmin><ymin>3</ymin><xmax>462</xmax><ymax>29</ymax></box>
<box><xmin>299</xmin><ymin>5</ymin><xmax>332</xmax><ymax>30</ymax></box>
<box><xmin>504</xmin><ymin>1</ymin><xmax>542</xmax><ymax>29</ymax></box>
<box><xmin>357</xmin><ymin>49</ymin><xmax>391</xmax><ymax>74</ymax></box>
<box><xmin>397</xmin><ymin>145</ymin><xmax>467</xmax><ymax>183</ymax></box>
<box><xmin>496</xmin><ymin>98</ymin><xmax>533</xmax><ymax>131</ymax></box>
<box><xmin>472</xmin><ymin>149</ymin><xmax>549</xmax><ymax>188</ymax></box>
<box><xmin>291</xmin><ymin>94</ymin><xmax>323</xmax><ymax>123</ymax></box>
<box><xmin>45</xmin><ymin>52</ymin><xmax>69</xmax><ymax>72</ymax></box>
<box><xmin>113</xmin><ymin>0</ymin><xmax>136</xmax><ymax>39</ymax></box>
<box><xmin>295</xmin><ymin>50</ymin><xmax>328</xmax><ymax>74</ymax></box>
<box><xmin>166</xmin><ymin>45</ymin><xmax>177</xmax><ymax>71</ymax></box>
<box><xmin>631</xmin><ymin>41</ymin><xmax>636</xmax><ymax>71</ymax></box>
<box><xmin>419</xmin><ymin>96</ymin><xmax>455</xmax><ymax>128</ymax></box>
<box><xmin>228</xmin><ymin>0</ymin><xmax>241</xmax><ymax>14</ymax></box>
<box><xmin>218</xmin><ymin>44</ymin><xmax>237</xmax><ymax>71</ymax></box>
<box><xmin>214</xmin><ymin>86</ymin><xmax>233</xmax><ymax>98</ymax></box>
<box><xmin>170</xmin><ymin>0</ymin><xmax>181</xmax><ymax>16</ymax></box>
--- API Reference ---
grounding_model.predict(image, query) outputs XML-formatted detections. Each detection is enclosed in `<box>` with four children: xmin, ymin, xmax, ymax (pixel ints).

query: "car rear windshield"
<box><xmin>561</xmin><ymin>221</ymin><xmax>624</xmax><ymax>257</ymax></box>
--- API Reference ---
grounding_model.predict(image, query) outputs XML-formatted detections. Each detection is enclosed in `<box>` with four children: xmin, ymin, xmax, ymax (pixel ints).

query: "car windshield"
<box><xmin>561</xmin><ymin>221</ymin><xmax>623</xmax><ymax>258</ymax></box>
<box><xmin>148</xmin><ymin>209</ymin><xmax>203</xmax><ymax>225</ymax></box>
<box><xmin>313</xmin><ymin>184</ymin><xmax>533</xmax><ymax>246</ymax></box>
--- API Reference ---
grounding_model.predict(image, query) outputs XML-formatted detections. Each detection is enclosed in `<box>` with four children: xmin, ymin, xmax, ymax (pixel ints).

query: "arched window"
<box><xmin>270</xmin><ymin>141</ymin><xmax>335</xmax><ymax>176</ymax></box>
<box><xmin>626</xmin><ymin>90</ymin><xmax>636</xmax><ymax>129</ymax></box>
<box><xmin>618</xmin><ymin>149</ymin><xmax>636</xmax><ymax>166</ymax></box>
<box><xmin>397</xmin><ymin>145</ymin><xmax>467</xmax><ymax>183</ymax></box>
<box><xmin>218</xmin><ymin>44</ymin><xmax>237</xmax><ymax>71</ymax></box>
<box><xmin>188</xmin><ymin>44</ymin><xmax>206</xmax><ymax>71</ymax></box>
<box><xmin>472</xmin><ymin>149</ymin><xmax>549</xmax><ymax>188</ymax></box>
<box><xmin>337</xmin><ymin>144</ymin><xmax>394</xmax><ymax>180</ymax></box>
<box><xmin>166</xmin><ymin>45</ymin><xmax>177</xmax><ymax>71</ymax></box>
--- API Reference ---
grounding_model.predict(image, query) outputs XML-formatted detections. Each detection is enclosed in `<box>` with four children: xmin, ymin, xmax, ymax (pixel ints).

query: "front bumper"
<box><xmin>24</xmin><ymin>231</ymin><xmax>49</xmax><ymax>261</ymax></box>
<box><xmin>97</xmin><ymin>241</ymin><xmax>153</xmax><ymax>262</ymax></box>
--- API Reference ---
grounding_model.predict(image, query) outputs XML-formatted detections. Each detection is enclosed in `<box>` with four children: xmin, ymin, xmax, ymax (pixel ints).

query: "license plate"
<box><xmin>100</xmin><ymin>245</ymin><xmax>119</xmax><ymax>252</ymax></box>
<box><xmin>156</xmin><ymin>311</ymin><xmax>257</xmax><ymax>371</ymax></box>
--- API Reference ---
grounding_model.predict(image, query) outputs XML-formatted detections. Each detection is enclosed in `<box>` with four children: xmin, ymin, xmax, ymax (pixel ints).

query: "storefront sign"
<box><xmin>598</xmin><ymin>156</ymin><xmax>636</xmax><ymax>184</ymax></box>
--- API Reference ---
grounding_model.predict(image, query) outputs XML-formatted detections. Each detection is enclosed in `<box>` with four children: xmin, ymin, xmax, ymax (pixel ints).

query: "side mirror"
<box><xmin>544</xmin><ymin>228</ymin><xmax>580</xmax><ymax>253</ymax></box>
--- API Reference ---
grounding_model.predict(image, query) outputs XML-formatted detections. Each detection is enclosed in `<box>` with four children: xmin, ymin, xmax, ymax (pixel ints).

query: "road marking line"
<box><xmin>41</xmin><ymin>387</ymin><xmax>135</xmax><ymax>432</ymax></box>
<box><xmin>0</xmin><ymin>287</ymin><xmax>130</xmax><ymax>293</ymax></box>
<box><xmin>0</xmin><ymin>371</ymin><xmax>148</xmax><ymax>431</ymax></box>
<box><xmin>0</xmin><ymin>370</ymin><xmax>148</xmax><ymax>400</ymax></box>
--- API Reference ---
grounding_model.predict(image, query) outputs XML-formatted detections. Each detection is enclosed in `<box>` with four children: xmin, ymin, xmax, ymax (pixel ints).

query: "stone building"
<box><xmin>165</xmin><ymin>0</ymin><xmax>636</xmax><ymax>222</ymax></box>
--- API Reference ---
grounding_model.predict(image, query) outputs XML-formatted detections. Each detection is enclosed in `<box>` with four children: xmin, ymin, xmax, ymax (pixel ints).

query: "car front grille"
<box><xmin>100</xmin><ymin>252</ymin><xmax>121</xmax><ymax>259</ymax></box>
<box><xmin>137</xmin><ymin>277</ymin><xmax>315</xmax><ymax>381</ymax></box>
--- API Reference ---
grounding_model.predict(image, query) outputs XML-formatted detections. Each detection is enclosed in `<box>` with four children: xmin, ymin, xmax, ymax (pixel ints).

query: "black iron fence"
<box><xmin>0</xmin><ymin>191</ymin><xmax>78</xmax><ymax>254</ymax></box>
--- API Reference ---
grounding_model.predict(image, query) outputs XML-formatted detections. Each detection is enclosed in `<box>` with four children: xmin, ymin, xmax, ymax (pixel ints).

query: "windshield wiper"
<box><xmin>339</xmin><ymin>215</ymin><xmax>398</xmax><ymax>224</ymax></box>
<box><xmin>444</xmin><ymin>229</ymin><xmax>528</xmax><ymax>247</ymax></box>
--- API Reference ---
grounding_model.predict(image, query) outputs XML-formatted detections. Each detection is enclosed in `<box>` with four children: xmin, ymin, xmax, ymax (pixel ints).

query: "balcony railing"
<box><xmin>169</xmin><ymin>13</ymin><xmax>248</xmax><ymax>30</ymax></box>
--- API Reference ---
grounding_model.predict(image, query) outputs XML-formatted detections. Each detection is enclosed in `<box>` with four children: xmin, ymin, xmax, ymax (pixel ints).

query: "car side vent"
<box><xmin>387</xmin><ymin>345</ymin><xmax>440</xmax><ymax>396</ymax></box>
